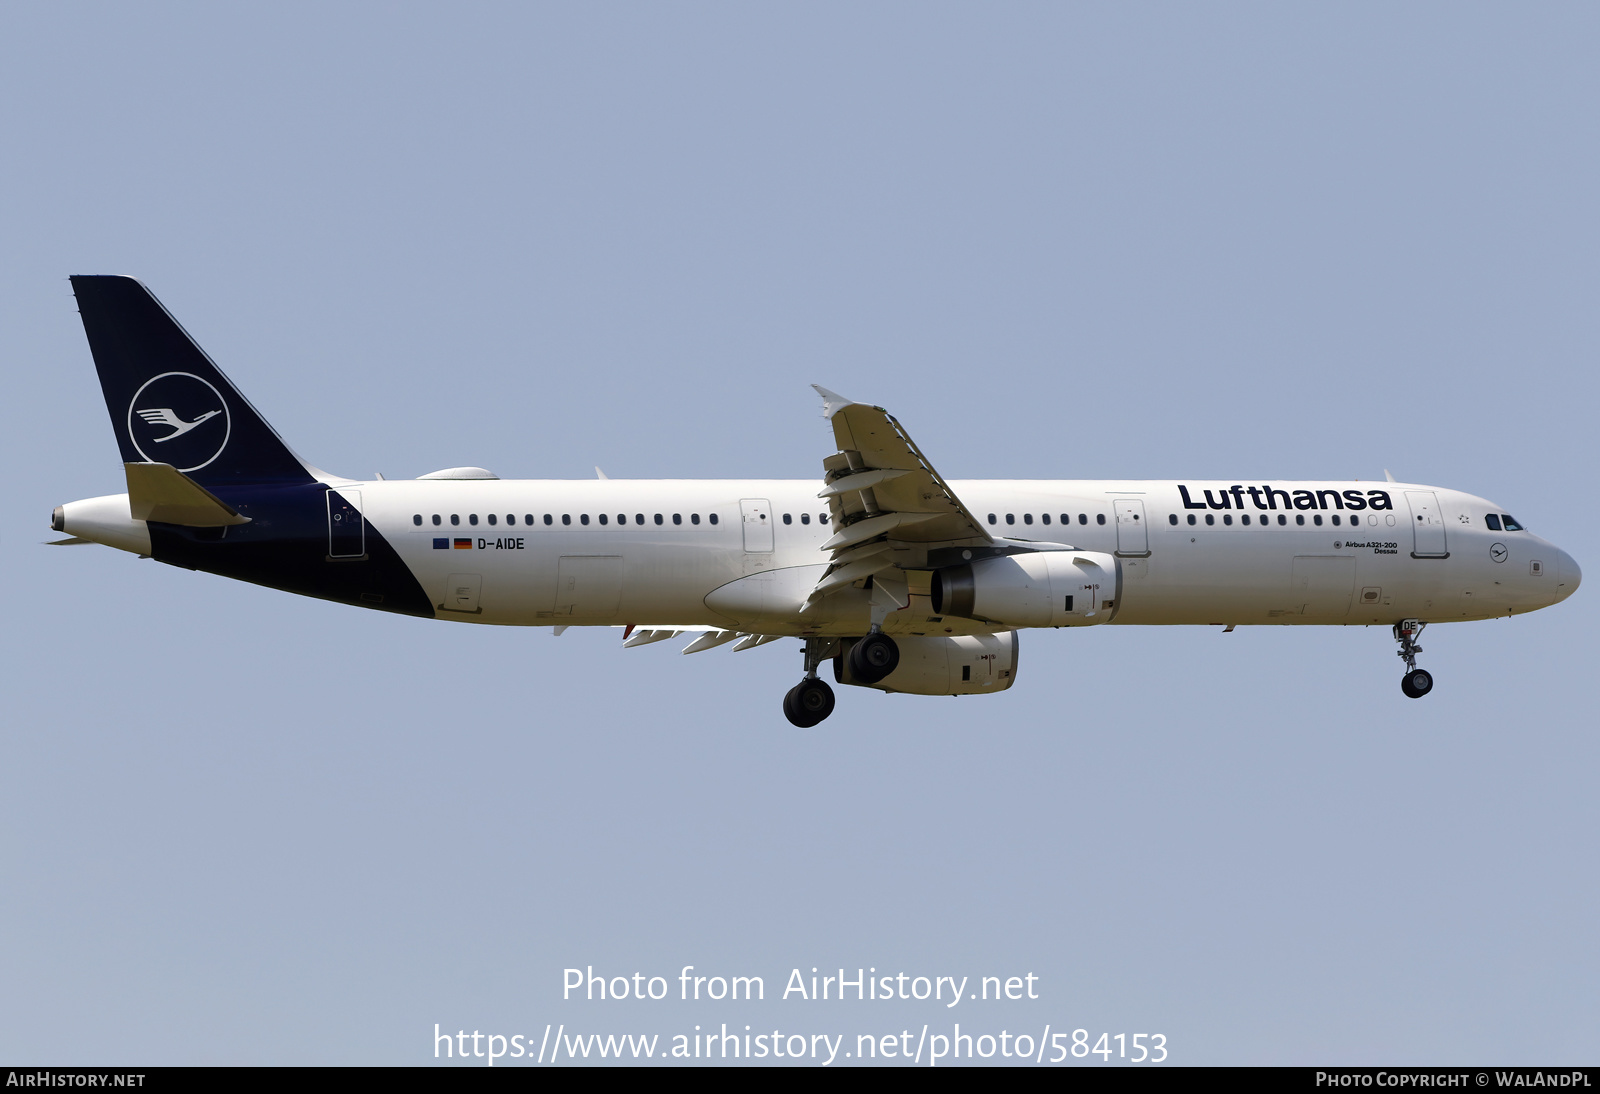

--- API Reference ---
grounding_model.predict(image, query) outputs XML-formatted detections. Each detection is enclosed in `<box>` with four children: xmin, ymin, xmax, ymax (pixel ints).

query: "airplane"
<box><xmin>52</xmin><ymin>276</ymin><xmax>1582</xmax><ymax>726</ymax></box>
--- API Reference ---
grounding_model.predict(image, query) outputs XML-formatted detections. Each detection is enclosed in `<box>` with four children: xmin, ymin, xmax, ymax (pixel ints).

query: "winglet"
<box><xmin>595</xmin><ymin>467</ymin><xmax>609</xmax><ymax>480</ymax></box>
<box><xmin>811</xmin><ymin>385</ymin><xmax>856</xmax><ymax>421</ymax></box>
<box><xmin>1384</xmin><ymin>469</ymin><xmax>1397</xmax><ymax>483</ymax></box>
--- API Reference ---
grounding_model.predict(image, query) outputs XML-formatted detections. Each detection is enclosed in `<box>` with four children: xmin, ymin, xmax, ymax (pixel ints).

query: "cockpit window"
<box><xmin>1501</xmin><ymin>514</ymin><xmax>1524</xmax><ymax>531</ymax></box>
<box><xmin>1485</xmin><ymin>514</ymin><xmax>1502</xmax><ymax>531</ymax></box>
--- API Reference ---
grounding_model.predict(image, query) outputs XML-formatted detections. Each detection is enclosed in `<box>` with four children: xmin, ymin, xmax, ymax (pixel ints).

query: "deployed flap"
<box><xmin>125</xmin><ymin>462</ymin><xmax>252</xmax><ymax>526</ymax></box>
<box><xmin>803</xmin><ymin>386</ymin><xmax>993</xmax><ymax>613</ymax></box>
<box><xmin>811</xmin><ymin>385</ymin><xmax>991</xmax><ymax>545</ymax></box>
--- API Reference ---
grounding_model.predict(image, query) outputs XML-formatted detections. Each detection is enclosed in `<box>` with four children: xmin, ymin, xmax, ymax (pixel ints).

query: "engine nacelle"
<box><xmin>932</xmin><ymin>550</ymin><xmax>1119</xmax><ymax>628</ymax></box>
<box><xmin>836</xmin><ymin>632</ymin><xmax>1020</xmax><ymax>695</ymax></box>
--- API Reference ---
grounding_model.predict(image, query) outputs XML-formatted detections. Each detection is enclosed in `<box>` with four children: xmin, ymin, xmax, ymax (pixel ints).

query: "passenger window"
<box><xmin>561</xmin><ymin>514</ymin><xmax>570</xmax><ymax>525</ymax></box>
<box><xmin>1205</xmin><ymin>514</ymin><xmax>1215</xmax><ymax>526</ymax></box>
<box><xmin>618</xmin><ymin>514</ymin><xmax>626</xmax><ymax>525</ymax></box>
<box><xmin>1331</xmin><ymin>514</ymin><xmax>1340</xmax><ymax>526</ymax></box>
<box><xmin>451</xmin><ymin>514</ymin><xmax>460</xmax><ymax>526</ymax></box>
<box><xmin>1223</xmin><ymin>514</ymin><xmax>1232</xmax><ymax>526</ymax></box>
<box><xmin>691</xmin><ymin>514</ymin><xmax>700</xmax><ymax>524</ymax></box>
<box><xmin>580</xmin><ymin>514</ymin><xmax>589</xmax><ymax>525</ymax></box>
<box><xmin>1296</xmin><ymin>514</ymin><xmax>1305</xmax><ymax>526</ymax></box>
<box><xmin>1278</xmin><ymin>514</ymin><xmax>1287</xmax><ymax>526</ymax></box>
<box><xmin>1096</xmin><ymin>513</ymin><xmax>1106</xmax><ymax>526</ymax></box>
<box><xmin>1023</xmin><ymin>513</ymin><xmax>1033</xmax><ymax>525</ymax></box>
<box><xmin>1078</xmin><ymin>514</ymin><xmax>1087</xmax><ymax>525</ymax></box>
<box><xmin>1187</xmin><ymin>514</ymin><xmax>1196</xmax><ymax>526</ymax></box>
<box><xmin>673</xmin><ymin>514</ymin><xmax>682</xmax><ymax>525</ymax></box>
<box><xmin>801</xmin><ymin>513</ymin><xmax>811</xmax><ymax>525</ymax></box>
<box><xmin>1485</xmin><ymin>514</ymin><xmax>1502</xmax><ymax>530</ymax></box>
<box><xmin>819</xmin><ymin>513</ymin><xmax>828</xmax><ymax>524</ymax></box>
<box><xmin>432</xmin><ymin>514</ymin><xmax>441</xmax><ymax>526</ymax></box>
<box><xmin>1168</xmin><ymin>514</ymin><xmax>1178</xmax><ymax>525</ymax></box>
<box><xmin>1042</xmin><ymin>513</ymin><xmax>1051</xmax><ymax>525</ymax></box>
<box><xmin>1241</xmin><ymin>514</ymin><xmax>1251</xmax><ymax>525</ymax></box>
<box><xmin>524</xmin><ymin>515</ymin><xmax>533</xmax><ymax>525</ymax></box>
<box><xmin>1501</xmin><ymin>514</ymin><xmax>1524</xmax><ymax>531</ymax></box>
<box><xmin>783</xmin><ymin>514</ymin><xmax>792</xmax><ymax>525</ymax></box>
<box><xmin>1006</xmin><ymin>514</ymin><xmax>1015</xmax><ymax>525</ymax></box>
<box><xmin>709</xmin><ymin>513</ymin><xmax>718</xmax><ymax>525</ymax></box>
<box><xmin>412</xmin><ymin>514</ymin><xmax>422</xmax><ymax>526</ymax></box>
<box><xmin>469</xmin><ymin>514</ymin><xmax>479</xmax><ymax>526</ymax></box>
<box><xmin>988</xmin><ymin>514</ymin><xmax>997</xmax><ymax>525</ymax></box>
<box><xmin>654</xmin><ymin>514</ymin><xmax>663</xmax><ymax>525</ymax></box>
<box><xmin>598</xmin><ymin>514</ymin><xmax>608</xmax><ymax>525</ymax></box>
<box><xmin>488</xmin><ymin>514</ymin><xmax>498</xmax><ymax>526</ymax></box>
<box><xmin>545</xmin><ymin>514</ymin><xmax>554</xmax><ymax>525</ymax></box>
<box><xmin>1313</xmin><ymin>514</ymin><xmax>1323</xmax><ymax>526</ymax></box>
<box><xmin>635</xmin><ymin>514</ymin><xmax>644</xmax><ymax>525</ymax></box>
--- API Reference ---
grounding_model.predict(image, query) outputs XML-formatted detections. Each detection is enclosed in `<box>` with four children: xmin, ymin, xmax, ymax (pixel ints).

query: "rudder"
<box><xmin>70</xmin><ymin>275</ymin><xmax>315</xmax><ymax>487</ymax></box>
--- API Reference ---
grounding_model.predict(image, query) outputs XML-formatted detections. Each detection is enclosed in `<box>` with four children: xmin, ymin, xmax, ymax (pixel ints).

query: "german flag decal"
<box><xmin>453</xmin><ymin>538</ymin><xmax>472</xmax><ymax>549</ymax></box>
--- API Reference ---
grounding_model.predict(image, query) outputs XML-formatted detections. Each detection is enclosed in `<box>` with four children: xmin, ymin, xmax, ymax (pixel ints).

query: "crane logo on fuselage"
<box><xmin>126</xmin><ymin>372</ymin><xmax>231</xmax><ymax>472</ymax></box>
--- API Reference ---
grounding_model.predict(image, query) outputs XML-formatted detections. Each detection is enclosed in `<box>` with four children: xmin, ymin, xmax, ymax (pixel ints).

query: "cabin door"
<box><xmin>1405</xmin><ymin>491</ymin><xmax>1449</xmax><ymax>558</ymax></box>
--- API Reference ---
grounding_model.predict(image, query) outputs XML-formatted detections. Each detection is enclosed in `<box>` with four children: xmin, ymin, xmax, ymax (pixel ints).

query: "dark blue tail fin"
<box><xmin>70</xmin><ymin>275</ymin><xmax>316</xmax><ymax>487</ymax></box>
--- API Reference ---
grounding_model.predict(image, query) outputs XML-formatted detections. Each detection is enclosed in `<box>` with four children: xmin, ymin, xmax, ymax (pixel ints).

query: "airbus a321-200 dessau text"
<box><xmin>53</xmin><ymin>276</ymin><xmax>1582</xmax><ymax>725</ymax></box>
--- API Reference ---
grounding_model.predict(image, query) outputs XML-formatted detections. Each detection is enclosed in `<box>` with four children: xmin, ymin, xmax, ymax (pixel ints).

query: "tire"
<box><xmin>782</xmin><ymin>686</ymin><xmax>807</xmax><ymax>726</ymax></box>
<box><xmin>848</xmin><ymin>633</ymin><xmax>900</xmax><ymax>684</ymax></box>
<box><xmin>783</xmin><ymin>678</ymin><xmax>835</xmax><ymax>727</ymax></box>
<box><xmin>1401</xmin><ymin>668</ymin><xmax>1434</xmax><ymax>699</ymax></box>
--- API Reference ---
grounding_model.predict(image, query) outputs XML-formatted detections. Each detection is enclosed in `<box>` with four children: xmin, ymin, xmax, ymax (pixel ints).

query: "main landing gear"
<box><xmin>1393</xmin><ymin>619</ymin><xmax>1434</xmax><ymax>699</ymax></box>
<box><xmin>780</xmin><ymin>632</ymin><xmax>903</xmax><ymax>727</ymax></box>
<box><xmin>783</xmin><ymin>637</ymin><xmax>840</xmax><ymax>728</ymax></box>
<box><xmin>848</xmin><ymin>631</ymin><xmax>900</xmax><ymax>684</ymax></box>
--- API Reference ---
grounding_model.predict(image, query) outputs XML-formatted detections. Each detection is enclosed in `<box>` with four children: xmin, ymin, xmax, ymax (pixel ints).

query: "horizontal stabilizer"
<box><xmin>125</xmin><ymin>462</ymin><xmax>252</xmax><ymax>527</ymax></box>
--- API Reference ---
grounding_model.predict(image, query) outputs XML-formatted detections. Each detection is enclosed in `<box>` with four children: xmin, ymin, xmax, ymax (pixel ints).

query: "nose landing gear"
<box><xmin>783</xmin><ymin>637</ymin><xmax>840</xmax><ymax>727</ymax></box>
<box><xmin>1393</xmin><ymin>620</ymin><xmax>1434</xmax><ymax>698</ymax></box>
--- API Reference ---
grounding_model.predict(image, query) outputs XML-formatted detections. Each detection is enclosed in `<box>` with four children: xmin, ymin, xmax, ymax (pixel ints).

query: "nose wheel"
<box><xmin>1401</xmin><ymin>668</ymin><xmax>1434</xmax><ymax>699</ymax></box>
<box><xmin>1393</xmin><ymin>620</ymin><xmax>1434</xmax><ymax>699</ymax></box>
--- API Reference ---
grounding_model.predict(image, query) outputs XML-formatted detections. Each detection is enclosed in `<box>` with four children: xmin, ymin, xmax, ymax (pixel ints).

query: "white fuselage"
<box><xmin>315</xmin><ymin>478</ymin><xmax>1578</xmax><ymax>633</ymax></box>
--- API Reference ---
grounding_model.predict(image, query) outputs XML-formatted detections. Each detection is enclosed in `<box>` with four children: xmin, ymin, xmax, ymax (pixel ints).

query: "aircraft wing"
<box><xmin>806</xmin><ymin>386</ymin><xmax>994</xmax><ymax>607</ymax></box>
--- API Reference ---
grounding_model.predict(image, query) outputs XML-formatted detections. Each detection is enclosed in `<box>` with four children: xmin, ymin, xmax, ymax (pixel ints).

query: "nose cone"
<box><xmin>1554</xmin><ymin>549</ymin><xmax>1581</xmax><ymax>603</ymax></box>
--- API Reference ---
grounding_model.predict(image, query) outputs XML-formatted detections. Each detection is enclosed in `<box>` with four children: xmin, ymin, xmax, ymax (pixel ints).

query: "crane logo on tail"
<box><xmin>126</xmin><ymin>372</ymin><xmax>231</xmax><ymax>472</ymax></box>
<box><xmin>136</xmin><ymin>407</ymin><xmax>222</xmax><ymax>441</ymax></box>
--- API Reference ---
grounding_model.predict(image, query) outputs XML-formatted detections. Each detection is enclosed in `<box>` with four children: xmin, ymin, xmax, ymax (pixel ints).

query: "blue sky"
<box><xmin>2</xmin><ymin>3</ymin><xmax>1595</xmax><ymax>1065</ymax></box>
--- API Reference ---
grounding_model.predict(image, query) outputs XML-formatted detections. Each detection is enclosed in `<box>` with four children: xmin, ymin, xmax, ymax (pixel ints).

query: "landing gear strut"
<box><xmin>783</xmin><ymin>638</ymin><xmax>839</xmax><ymax>727</ymax></box>
<box><xmin>1393</xmin><ymin>619</ymin><xmax>1434</xmax><ymax>699</ymax></box>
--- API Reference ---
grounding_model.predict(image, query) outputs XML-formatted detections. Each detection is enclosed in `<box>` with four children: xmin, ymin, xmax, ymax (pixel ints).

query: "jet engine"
<box><xmin>836</xmin><ymin>632</ymin><xmax>1020</xmax><ymax>696</ymax></box>
<box><xmin>931</xmin><ymin>551</ymin><xmax>1119</xmax><ymax>628</ymax></box>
